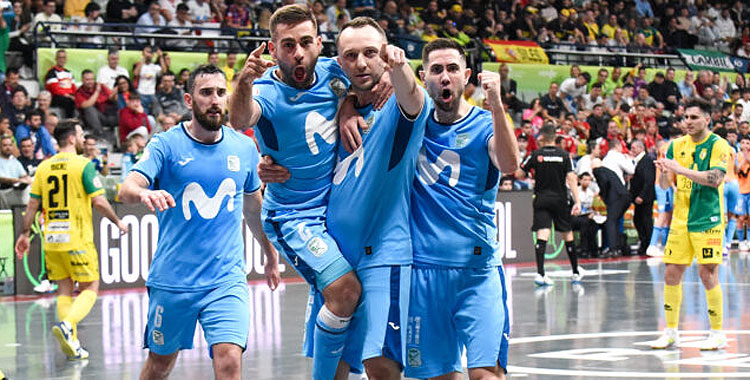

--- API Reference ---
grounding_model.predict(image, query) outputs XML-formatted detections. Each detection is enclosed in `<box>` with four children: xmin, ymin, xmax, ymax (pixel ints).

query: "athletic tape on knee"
<box><xmin>317</xmin><ymin>304</ymin><xmax>351</xmax><ymax>331</ymax></box>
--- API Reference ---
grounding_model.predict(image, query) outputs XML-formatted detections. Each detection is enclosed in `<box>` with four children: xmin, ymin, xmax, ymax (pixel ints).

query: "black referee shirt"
<box><xmin>521</xmin><ymin>145</ymin><xmax>574</xmax><ymax>198</ymax></box>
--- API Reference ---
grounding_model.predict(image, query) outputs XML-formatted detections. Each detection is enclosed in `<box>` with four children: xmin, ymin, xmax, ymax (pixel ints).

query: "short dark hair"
<box><xmin>591</xmin><ymin>82</ymin><xmax>602</xmax><ymax>89</ymax></box>
<box><xmin>579</xmin><ymin>172</ymin><xmax>592</xmax><ymax>179</ymax></box>
<box><xmin>81</xmin><ymin>69</ymin><xmax>94</xmax><ymax>77</ymax></box>
<box><xmin>5</xmin><ymin>67</ymin><xmax>18</xmax><ymax>76</ymax></box>
<box><xmin>580</xmin><ymin>72</ymin><xmax>591</xmax><ymax>83</ymax></box>
<box><xmin>128</xmin><ymin>90</ymin><xmax>141</xmax><ymax>100</ymax></box>
<box><xmin>337</xmin><ymin>17</ymin><xmax>386</xmax><ymax>46</ymax></box>
<box><xmin>207</xmin><ymin>49</ymin><xmax>218</xmax><ymax>58</ymax></box>
<box><xmin>187</xmin><ymin>64</ymin><xmax>227</xmax><ymax>94</ymax></box>
<box><xmin>54</xmin><ymin>118</ymin><xmax>81</xmax><ymax>145</ymax></box>
<box><xmin>84</xmin><ymin>134</ymin><xmax>97</xmax><ymax>141</ymax></box>
<box><xmin>422</xmin><ymin>38</ymin><xmax>465</xmax><ymax>65</ymax></box>
<box><xmin>176</xmin><ymin>3</ymin><xmax>189</xmax><ymax>12</ymax></box>
<box><xmin>19</xmin><ymin>137</ymin><xmax>32</xmax><ymax>145</ymax></box>
<box><xmin>685</xmin><ymin>97</ymin><xmax>712</xmax><ymax>115</ymax></box>
<box><xmin>540</xmin><ymin>123</ymin><xmax>556</xmax><ymax>141</ymax></box>
<box><xmin>25</xmin><ymin>108</ymin><xmax>44</xmax><ymax>122</ymax></box>
<box><xmin>84</xmin><ymin>2</ymin><xmax>100</xmax><ymax>16</ymax></box>
<box><xmin>270</xmin><ymin>4</ymin><xmax>317</xmax><ymax>40</ymax></box>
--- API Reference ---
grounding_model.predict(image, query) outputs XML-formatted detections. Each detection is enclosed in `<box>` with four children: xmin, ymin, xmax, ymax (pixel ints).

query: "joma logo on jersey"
<box><xmin>182</xmin><ymin>178</ymin><xmax>236</xmax><ymax>220</ymax></box>
<box><xmin>417</xmin><ymin>147</ymin><xmax>461</xmax><ymax>187</ymax></box>
<box><xmin>305</xmin><ymin>111</ymin><xmax>336</xmax><ymax>155</ymax></box>
<box><xmin>333</xmin><ymin>145</ymin><xmax>365</xmax><ymax>185</ymax></box>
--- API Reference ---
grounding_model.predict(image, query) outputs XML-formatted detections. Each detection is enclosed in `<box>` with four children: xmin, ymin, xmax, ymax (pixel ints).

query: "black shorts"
<box><xmin>532</xmin><ymin>194</ymin><xmax>572</xmax><ymax>232</ymax></box>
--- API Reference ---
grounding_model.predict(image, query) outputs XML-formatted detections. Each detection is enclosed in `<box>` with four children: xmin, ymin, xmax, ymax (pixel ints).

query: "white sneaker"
<box><xmin>34</xmin><ymin>279</ymin><xmax>54</xmax><ymax>293</ymax></box>
<box><xmin>534</xmin><ymin>273</ymin><xmax>554</xmax><ymax>286</ymax></box>
<box><xmin>646</xmin><ymin>245</ymin><xmax>661</xmax><ymax>257</ymax></box>
<box><xmin>700</xmin><ymin>330</ymin><xmax>728</xmax><ymax>351</ymax></box>
<box><xmin>740</xmin><ymin>241</ymin><xmax>749</xmax><ymax>251</ymax></box>
<box><xmin>571</xmin><ymin>269</ymin><xmax>584</xmax><ymax>284</ymax></box>
<box><xmin>651</xmin><ymin>328</ymin><xmax>679</xmax><ymax>349</ymax></box>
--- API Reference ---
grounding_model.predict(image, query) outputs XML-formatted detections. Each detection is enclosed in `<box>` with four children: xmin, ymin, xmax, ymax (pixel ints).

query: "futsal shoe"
<box><xmin>646</xmin><ymin>245</ymin><xmax>661</xmax><ymax>257</ymax></box>
<box><xmin>739</xmin><ymin>241</ymin><xmax>750</xmax><ymax>251</ymax></box>
<box><xmin>651</xmin><ymin>328</ymin><xmax>679</xmax><ymax>349</ymax></box>
<box><xmin>33</xmin><ymin>279</ymin><xmax>55</xmax><ymax>293</ymax></box>
<box><xmin>700</xmin><ymin>330</ymin><xmax>728</xmax><ymax>351</ymax></box>
<box><xmin>69</xmin><ymin>342</ymin><xmax>89</xmax><ymax>360</ymax></box>
<box><xmin>52</xmin><ymin>321</ymin><xmax>77</xmax><ymax>358</ymax></box>
<box><xmin>534</xmin><ymin>273</ymin><xmax>553</xmax><ymax>286</ymax></box>
<box><xmin>571</xmin><ymin>268</ymin><xmax>584</xmax><ymax>284</ymax></box>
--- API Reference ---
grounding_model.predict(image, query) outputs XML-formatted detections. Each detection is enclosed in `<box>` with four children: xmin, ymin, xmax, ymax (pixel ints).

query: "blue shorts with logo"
<box><xmin>143</xmin><ymin>281</ymin><xmax>250</xmax><ymax>357</ymax></box>
<box><xmin>263</xmin><ymin>206</ymin><xmax>352</xmax><ymax>290</ymax></box>
<box><xmin>302</xmin><ymin>265</ymin><xmax>411</xmax><ymax>373</ymax></box>
<box><xmin>724</xmin><ymin>180</ymin><xmax>743</xmax><ymax>215</ymax></box>
<box><xmin>405</xmin><ymin>265</ymin><xmax>510</xmax><ymax>379</ymax></box>
<box><xmin>655</xmin><ymin>185</ymin><xmax>674</xmax><ymax>213</ymax></box>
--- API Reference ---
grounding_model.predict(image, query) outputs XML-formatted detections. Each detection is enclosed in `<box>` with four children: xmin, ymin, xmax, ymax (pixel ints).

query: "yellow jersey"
<box><xmin>666</xmin><ymin>133</ymin><xmax>731</xmax><ymax>232</ymax></box>
<box><xmin>30</xmin><ymin>152</ymin><xmax>104</xmax><ymax>251</ymax></box>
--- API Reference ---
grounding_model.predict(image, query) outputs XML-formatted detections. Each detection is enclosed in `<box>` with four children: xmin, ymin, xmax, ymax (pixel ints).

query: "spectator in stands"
<box><xmin>44</xmin><ymin>49</ymin><xmax>76</xmax><ymax>118</ymax></box>
<box><xmin>14</xmin><ymin>109</ymin><xmax>55</xmax><ymax>158</ymax></box>
<box><xmin>583</xmin><ymin>83</ymin><xmax>604</xmax><ymax>111</ymax></box>
<box><xmin>9</xmin><ymin>1</ymin><xmax>33</xmax><ymax>69</ymax></box>
<box><xmin>576</xmin><ymin>139</ymin><xmax>602</xmax><ymax>182</ymax></box>
<box><xmin>0</xmin><ymin>116</ymin><xmax>17</xmax><ymax>155</ymax></box>
<box><xmin>478</xmin><ymin>8</ymin><xmax>496</xmax><ymax>39</ymax></box>
<box><xmin>133</xmin><ymin>45</ymin><xmax>164</xmax><ymax>114</ymax></box>
<box><xmin>739</xmin><ymin>88</ymin><xmax>750</xmax><ymax>122</ymax></box>
<box><xmin>523</xmin><ymin>98</ymin><xmax>545</xmax><ymax>132</ymax></box>
<box><xmin>97</xmin><ymin>49</ymin><xmax>129</xmax><ymax>89</ymax></box>
<box><xmin>113</xmin><ymin>75</ymin><xmax>134</xmax><ymax>110</ymax></box>
<box><xmin>601</xmin><ymin>14</ymin><xmax>620</xmax><ymax>39</ymax></box>
<box><xmin>118</xmin><ymin>91</ymin><xmax>151</xmax><ymax>145</ymax></box>
<box><xmin>499</xmin><ymin>176</ymin><xmax>514</xmax><ymax>191</ymax></box>
<box><xmin>591</xmin><ymin>68</ymin><xmax>610</xmax><ymax>96</ymax></box>
<box><xmin>44</xmin><ymin>113</ymin><xmax>58</xmax><ymax>148</ymax></box>
<box><xmin>153</xmin><ymin>71</ymin><xmax>188</xmax><ymax>125</ymax></box>
<box><xmin>222</xmin><ymin>50</ymin><xmax>238</xmax><ymax>93</ymax></box>
<box><xmin>421</xmin><ymin>23</ymin><xmax>438</xmax><ymax>42</ymax></box>
<box><xmin>605</xmin><ymin>86</ymin><xmax>626</xmax><ymax>117</ymax></box>
<box><xmin>571</xmin><ymin>172</ymin><xmax>600</xmax><ymax>257</ymax></box>
<box><xmin>587</xmin><ymin>103</ymin><xmax>610</xmax><ymax>141</ymax></box>
<box><xmin>120</xmin><ymin>130</ymin><xmax>146</xmax><ymax>180</ymax></box>
<box><xmin>75</xmin><ymin>69</ymin><xmax>117</xmax><ymax>137</ymax></box>
<box><xmin>76</xmin><ymin>2</ymin><xmax>105</xmax><ymax>48</ymax></box>
<box><xmin>678</xmin><ymin>71</ymin><xmax>696</xmax><ymax>99</ymax></box>
<box><xmin>160</xmin><ymin>114</ymin><xmax>177</xmax><ymax>131</ymax></box>
<box><xmin>32</xmin><ymin>0</ymin><xmax>61</xmax><ymax>43</ymax></box>
<box><xmin>541</xmin><ymin>82</ymin><xmax>566</xmax><ymax>125</ymax></box>
<box><xmin>160</xmin><ymin>0</ymin><xmax>179</xmax><ymax>22</ymax></box>
<box><xmin>0</xmin><ymin>135</ymin><xmax>31</xmax><ymax>208</ymax></box>
<box><xmin>106</xmin><ymin>0</ymin><xmax>139</xmax><ymax>24</ymax></box>
<box><xmin>635</xmin><ymin>86</ymin><xmax>658</xmax><ymax>108</ymax></box>
<box><xmin>441</xmin><ymin>19</ymin><xmax>471</xmax><ymax>46</ymax></box>
<box><xmin>168</xmin><ymin>3</ymin><xmax>196</xmax><ymax>50</ymax></box>
<box><xmin>516</xmin><ymin>119</ymin><xmax>539</xmax><ymax>153</ymax></box>
<box><xmin>325</xmin><ymin>0</ymin><xmax>350</xmax><ymax>32</ymax></box>
<box><xmin>175</xmin><ymin>68</ymin><xmax>190</xmax><ymax>92</ymax></box>
<box><xmin>7</xmin><ymin>88</ymin><xmax>31</xmax><ymax>128</ymax></box>
<box><xmin>499</xmin><ymin>63</ymin><xmax>525</xmax><ymax>114</ymax></box>
<box><xmin>560</xmin><ymin>71</ymin><xmax>590</xmax><ymax>114</ymax></box>
<box><xmin>715</xmin><ymin>7</ymin><xmax>736</xmax><ymax>47</ymax></box>
<box><xmin>187</xmin><ymin>0</ymin><xmax>211</xmax><ymax>23</ymax></box>
<box><xmin>647</xmin><ymin>72</ymin><xmax>677</xmax><ymax>111</ymax></box>
<box><xmin>224</xmin><ymin>0</ymin><xmax>252</xmax><ymax>30</ymax></box>
<box><xmin>83</xmin><ymin>135</ymin><xmax>108</xmax><ymax>175</ymax></box>
<box><xmin>17</xmin><ymin>137</ymin><xmax>40</xmax><ymax>175</ymax></box>
<box><xmin>663</xmin><ymin>15</ymin><xmax>695</xmax><ymax>49</ymax></box>
<box><xmin>634</xmin><ymin>0</ymin><xmax>654</xmax><ymax>18</ymax></box>
<box><xmin>0</xmin><ymin>68</ymin><xmax>25</xmax><ymax>113</ymax></box>
<box><xmin>136</xmin><ymin>2</ymin><xmax>167</xmax><ymax>33</ymax></box>
<box><xmin>516</xmin><ymin>132</ymin><xmax>530</xmax><ymax>160</ymax></box>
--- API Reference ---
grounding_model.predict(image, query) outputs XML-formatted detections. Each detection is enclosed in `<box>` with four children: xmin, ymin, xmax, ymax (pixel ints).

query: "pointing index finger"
<box><xmin>251</xmin><ymin>42</ymin><xmax>267</xmax><ymax>58</ymax></box>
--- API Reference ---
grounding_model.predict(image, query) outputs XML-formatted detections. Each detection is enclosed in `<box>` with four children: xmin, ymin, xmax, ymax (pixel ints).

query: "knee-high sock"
<box><xmin>706</xmin><ymin>285</ymin><xmax>723</xmax><ymax>330</ymax></box>
<box><xmin>738</xmin><ymin>225</ymin><xmax>746</xmax><ymax>241</ymax></box>
<box><xmin>649</xmin><ymin>226</ymin><xmax>663</xmax><ymax>247</ymax></box>
<box><xmin>565</xmin><ymin>241</ymin><xmax>579</xmax><ymax>274</ymax></box>
<box><xmin>63</xmin><ymin>289</ymin><xmax>97</xmax><ymax>340</ymax></box>
<box><xmin>57</xmin><ymin>295</ymin><xmax>72</xmax><ymax>321</ymax></box>
<box><xmin>726</xmin><ymin>219</ymin><xmax>737</xmax><ymax>246</ymax></box>
<box><xmin>535</xmin><ymin>240</ymin><xmax>547</xmax><ymax>276</ymax></box>
<box><xmin>664</xmin><ymin>284</ymin><xmax>682</xmax><ymax>330</ymax></box>
<box><xmin>661</xmin><ymin>227</ymin><xmax>670</xmax><ymax>246</ymax></box>
<box><xmin>313</xmin><ymin>304</ymin><xmax>351</xmax><ymax>380</ymax></box>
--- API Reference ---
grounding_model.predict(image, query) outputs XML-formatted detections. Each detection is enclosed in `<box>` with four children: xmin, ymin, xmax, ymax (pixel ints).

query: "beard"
<box><xmin>277</xmin><ymin>58</ymin><xmax>317</xmax><ymax>90</ymax></box>
<box><xmin>75</xmin><ymin>141</ymin><xmax>84</xmax><ymax>155</ymax></box>
<box><xmin>193</xmin><ymin>101</ymin><xmax>225</xmax><ymax>131</ymax></box>
<box><xmin>431</xmin><ymin>86</ymin><xmax>463</xmax><ymax>113</ymax></box>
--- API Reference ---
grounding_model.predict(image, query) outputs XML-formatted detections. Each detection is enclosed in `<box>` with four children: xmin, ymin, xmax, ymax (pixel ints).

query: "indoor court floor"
<box><xmin>2</xmin><ymin>254</ymin><xmax>750</xmax><ymax>380</ymax></box>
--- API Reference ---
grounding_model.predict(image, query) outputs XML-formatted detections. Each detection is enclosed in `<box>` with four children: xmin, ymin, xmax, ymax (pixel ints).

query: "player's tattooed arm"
<box><xmin>657</xmin><ymin>157</ymin><xmax>725</xmax><ymax>188</ymax></box>
<box><xmin>704</xmin><ymin>169</ymin><xmax>725</xmax><ymax>187</ymax></box>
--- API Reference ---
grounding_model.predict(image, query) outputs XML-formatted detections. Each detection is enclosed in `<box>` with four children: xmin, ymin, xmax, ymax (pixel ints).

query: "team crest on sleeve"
<box><xmin>93</xmin><ymin>176</ymin><xmax>103</xmax><ymax>189</ymax></box>
<box><xmin>307</xmin><ymin>237</ymin><xmax>328</xmax><ymax>257</ymax></box>
<box><xmin>329</xmin><ymin>77</ymin><xmax>347</xmax><ymax>97</ymax></box>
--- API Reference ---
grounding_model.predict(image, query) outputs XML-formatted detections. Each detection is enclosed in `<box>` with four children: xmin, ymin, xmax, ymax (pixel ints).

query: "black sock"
<box><xmin>566</xmin><ymin>241</ymin><xmax>578</xmax><ymax>274</ymax></box>
<box><xmin>535</xmin><ymin>240</ymin><xmax>547</xmax><ymax>276</ymax></box>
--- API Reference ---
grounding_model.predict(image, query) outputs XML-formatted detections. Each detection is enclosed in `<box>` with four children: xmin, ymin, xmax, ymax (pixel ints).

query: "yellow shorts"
<box><xmin>45</xmin><ymin>242</ymin><xmax>100</xmax><ymax>282</ymax></box>
<box><xmin>664</xmin><ymin>226</ymin><xmax>723</xmax><ymax>265</ymax></box>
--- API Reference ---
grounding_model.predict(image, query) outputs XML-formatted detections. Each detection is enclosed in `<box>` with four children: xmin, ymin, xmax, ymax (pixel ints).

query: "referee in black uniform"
<box><xmin>520</xmin><ymin>124</ymin><xmax>582</xmax><ymax>286</ymax></box>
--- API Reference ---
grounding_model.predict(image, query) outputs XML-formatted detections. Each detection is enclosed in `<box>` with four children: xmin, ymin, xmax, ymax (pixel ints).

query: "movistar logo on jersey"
<box><xmin>182</xmin><ymin>178</ymin><xmax>236</xmax><ymax>220</ymax></box>
<box><xmin>333</xmin><ymin>145</ymin><xmax>365</xmax><ymax>185</ymax></box>
<box><xmin>416</xmin><ymin>147</ymin><xmax>461</xmax><ymax>187</ymax></box>
<box><xmin>305</xmin><ymin>111</ymin><xmax>336</xmax><ymax>155</ymax></box>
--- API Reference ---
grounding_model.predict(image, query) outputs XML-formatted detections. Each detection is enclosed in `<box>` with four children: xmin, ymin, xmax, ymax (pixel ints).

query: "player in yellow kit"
<box><xmin>15</xmin><ymin>119</ymin><xmax>127</xmax><ymax>360</ymax></box>
<box><xmin>652</xmin><ymin>99</ymin><xmax>732</xmax><ymax>350</ymax></box>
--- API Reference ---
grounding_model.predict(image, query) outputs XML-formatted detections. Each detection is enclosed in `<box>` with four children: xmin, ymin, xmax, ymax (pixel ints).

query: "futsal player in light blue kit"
<box><xmin>326</xmin><ymin>18</ymin><xmax>429</xmax><ymax>379</ymax></box>
<box><xmin>228</xmin><ymin>5</ymin><xmax>362</xmax><ymax>380</ymax></box>
<box><xmin>405</xmin><ymin>39</ymin><xmax>519</xmax><ymax>380</ymax></box>
<box><xmin>118</xmin><ymin>65</ymin><xmax>281</xmax><ymax>380</ymax></box>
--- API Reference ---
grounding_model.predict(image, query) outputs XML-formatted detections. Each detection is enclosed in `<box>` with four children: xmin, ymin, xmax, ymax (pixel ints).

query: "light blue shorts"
<box><xmin>405</xmin><ymin>265</ymin><xmax>510</xmax><ymax>378</ymax></box>
<box><xmin>655</xmin><ymin>185</ymin><xmax>674</xmax><ymax>213</ymax></box>
<box><xmin>143</xmin><ymin>281</ymin><xmax>250</xmax><ymax>357</ymax></box>
<box><xmin>724</xmin><ymin>180</ymin><xmax>742</xmax><ymax>215</ymax></box>
<box><xmin>302</xmin><ymin>265</ymin><xmax>411</xmax><ymax>374</ymax></box>
<box><xmin>263</xmin><ymin>206</ymin><xmax>352</xmax><ymax>290</ymax></box>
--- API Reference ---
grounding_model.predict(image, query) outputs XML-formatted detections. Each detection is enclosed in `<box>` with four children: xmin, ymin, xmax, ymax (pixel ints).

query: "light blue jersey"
<box><xmin>253</xmin><ymin>57</ymin><xmax>350</xmax><ymax>211</ymax></box>
<box><xmin>132</xmin><ymin>123</ymin><xmax>261</xmax><ymax>291</ymax></box>
<box><xmin>411</xmin><ymin>106</ymin><xmax>501</xmax><ymax>268</ymax></box>
<box><xmin>327</xmin><ymin>90</ymin><xmax>430</xmax><ymax>269</ymax></box>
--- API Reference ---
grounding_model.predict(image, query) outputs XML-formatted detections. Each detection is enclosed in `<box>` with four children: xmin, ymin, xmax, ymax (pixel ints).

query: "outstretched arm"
<box><xmin>229</xmin><ymin>43</ymin><xmax>274</xmax><ymax>129</ymax></box>
<box><xmin>482</xmin><ymin>71</ymin><xmax>520</xmax><ymax>173</ymax></box>
<box><xmin>655</xmin><ymin>158</ymin><xmax>724</xmax><ymax>188</ymax></box>
<box><xmin>381</xmin><ymin>43</ymin><xmax>423</xmax><ymax>117</ymax></box>
<box><xmin>243</xmin><ymin>190</ymin><xmax>281</xmax><ymax>290</ymax></box>
<box><xmin>119</xmin><ymin>171</ymin><xmax>176</xmax><ymax>211</ymax></box>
